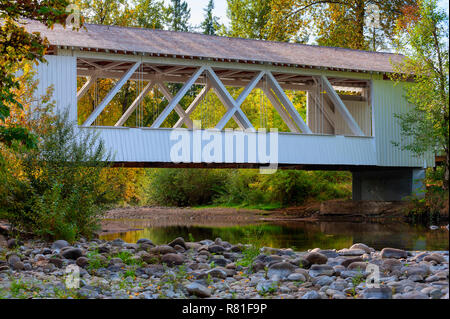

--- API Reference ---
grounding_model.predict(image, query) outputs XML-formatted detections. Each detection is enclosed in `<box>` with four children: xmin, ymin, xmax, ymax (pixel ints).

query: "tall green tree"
<box><xmin>392</xmin><ymin>0</ymin><xmax>449</xmax><ymax>189</ymax></box>
<box><xmin>166</xmin><ymin>0</ymin><xmax>191</xmax><ymax>31</ymax></box>
<box><xmin>201</xmin><ymin>0</ymin><xmax>219</xmax><ymax>35</ymax></box>
<box><xmin>268</xmin><ymin>0</ymin><xmax>418</xmax><ymax>49</ymax></box>
<box><xmin>1</xmin><ymin>0</ymin><xmax>71</xmax><ymax>149</ymax></box>
<box><xmin>225</xmin><ymin>0</ymin><xmax>272</xmax><ymax>39</ymax></box>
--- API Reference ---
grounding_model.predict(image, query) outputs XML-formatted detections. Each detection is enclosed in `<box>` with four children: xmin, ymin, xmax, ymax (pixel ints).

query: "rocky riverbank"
<box><xmin>0</xmin><ymin>237</ymin><xmax>448</xmax><ymax>299</ymax></box>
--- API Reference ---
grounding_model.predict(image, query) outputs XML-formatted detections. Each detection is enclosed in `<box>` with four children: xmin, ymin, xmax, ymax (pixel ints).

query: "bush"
<box><xmin>146</xmin><ymin>168</ymin><xmax>227</xmax><ymax>206</ymax></box>
<box><xmin>0</xmin><ymin>109</ymin><xmax>114</xmax><ymax>241</ymax></box>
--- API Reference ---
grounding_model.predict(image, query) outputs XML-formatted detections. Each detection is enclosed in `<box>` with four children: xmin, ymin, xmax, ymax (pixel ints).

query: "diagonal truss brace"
<box><xmin>151</xmin><ymin>66</ymin><xmax>206</xmax><ymax>128</ymax></box>
<box><xmin>82</xmin><ymin>62</ymin><xmax>141</xmax><ymax>126</ymax></box>
<box><xmin>212</xmin><ymin>67</ymin><xmax>261</xmax><ymax>131</ymax></box>
<box><xmin>174</xmin><ymin>83</ymin><xmax>210</xmax><ymax>128</ymax></box>
<box><xmin>114</xmin><ymin>81</ymin><xmax>154</xmax><ymax>127</ymax></box>
<box><xmin>266</xmin><ymin>71</ymin><xmax>312</xmax><ymax>134</ymax></box>
<box><xmin>77</xmin><ymin>72</ymin><xmax>99</xmax><ymax>101</ymax></box>
<box><xmin>155</xmin><ymin>81</ymin><xmax>193</xmax><ymax>129</ymax></box>
<box><xmin>320</xmin><ymin>75</ymin><xmax>364</xmax><ymax>136</ymax></box>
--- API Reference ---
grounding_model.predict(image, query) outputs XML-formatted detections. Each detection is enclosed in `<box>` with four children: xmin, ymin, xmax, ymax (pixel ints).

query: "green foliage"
<box><xmin>0</xmin><ymin>109</ymin><xmax>114</xmax><ymax>241</ymax></box>
<box><xmin>166</xmin><ymin>0</ymin><xmax>191</xmax><ymax>31</ymax></box>
<box><xmin>1</xmin><ymin>0</ymin><xmax>71</xmax><ymax>147</ymax></box>
<box><xmin>146</xmin><ymin>168</ymin><xmax>227</xmax><ymax>206</ymax></box>
<box><xmin>201</xmin><ymin>0</ymin><xmax>219</xmax><ymax>35</ymax></box>
<box><xmin>392</xmin><ymin>0</ymin><xmax>449</xmax><ymax>189</ymax></box>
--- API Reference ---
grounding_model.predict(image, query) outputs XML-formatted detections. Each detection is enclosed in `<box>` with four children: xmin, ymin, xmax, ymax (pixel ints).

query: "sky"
<box><xmin>171</xmin><ymin>0</ymin><xmax>449</xmax><ymax>29</ymax></box>
<box><xmin>164</xmin><ymin>0</ymin><xmax>229</xmax><ymax>28</ymax></box>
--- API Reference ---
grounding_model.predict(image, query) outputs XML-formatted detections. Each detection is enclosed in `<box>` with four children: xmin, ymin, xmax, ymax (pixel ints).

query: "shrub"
<box><xmin>146</xmin><ymin>168</ymin><xmax>227</xmax><ymax>206</ymax></box>
<box><xmin>0</xmin><ymin>108</ymin><xmax>114</xmax><ymax>241</ymax></box>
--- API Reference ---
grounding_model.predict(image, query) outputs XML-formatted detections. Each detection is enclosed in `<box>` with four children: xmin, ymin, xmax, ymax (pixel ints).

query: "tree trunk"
<box><xmin>444</xmin><ymin>149</ymin><xmax>449</xmax><ymax>190</ymax></box>
<box><xmin>354</xmin><ymin>0</ymin><xmax>366</xmax><ymax>50</ymax></box>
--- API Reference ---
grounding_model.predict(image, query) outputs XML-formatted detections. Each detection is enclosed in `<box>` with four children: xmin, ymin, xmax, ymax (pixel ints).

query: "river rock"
<box><xmin>267</xmin><ymin>262</ymin><xmax>296</xmax><ymax>280</ymax></box>
<box><xmin>301</xmin><ymin>290</ymin><xmax>321</xmax><ymax>299</ymax></box>
<box><xmin>76</xmin><ymin>257</ymin><xmax>89</xmax><ymax>268</ymax></box>
<box><xmin>313</xmin><ymin>275</ymin><xmax>334</xmax><ymax>287</ymax></box>
<box><xmin>51</xmin><ymin>240</ymin><xmax>70</xmax><ymax>250</ymax></box>
<box><xmin>111</xmin><ymin>238</ymin><xmax>125</xmax><ymax>247</ymax></box>
<box><xmin>423</xmin><ymin>253</ymin><xmax>446</xmax><ymax>264</ymax></box>
<box><xmin>350</xmin><ymin>243</ymin><xmax>374</xmax><ymax>254</ymax></box>
<box><xmin>61</xmin><ymin>248</ymin><xmax>83</xmax><ymax>260</ymax></box>
<box><xmin>256</xmin><ymin>280</ymin><xmax>278</xmax><ymax>294</ymax></box>
<box><xmin>137</xmin><ymin>238</ymin><xmax>154</xmax><ymax>245</ymax></box>
<box><xmin>381</xmin><ymin>258</ymin><xmax>403</xmax><ymax>272</ymax></box>
<box><xmin>161</xmin><ymin>253</ymin><xmax>184</xmax><ymax>266</ymax></box>
<box><xmin>208</xmin><ymin>245</ymin><xmax>226</xmax><ymax>254</ymax></box>
<box><xmin>304</xmin><ymin>252</ymin><xmax>328</xmax><ymax>265</ymax></box>
<box><xmin>310</xmin><ymin>249</ymin><xmax>339</xmax><ymax>259</ymax></box>
<box><xmin>338</xmin><ymin>248</ymin><xmax>366</xmax><ymax>256</ymax></box>
<box><xmin>185</xmin><ymin>282</ymin><xmax>211</xmax><ymax>298</ymax></box>
<box><xmin>309</xmin><ymin>264</ymin><xmax>334</xmax><ymax>277</ymax></box>
<box><xmin>381</xmin><ymin>248</ymin><xmax>407</xmax><ymax>259</ymax></box>
<box><xmin>287</xmin><ymin>273</ymin><xmax>306</xmax><ymax>282</ymax></box>
<box><xmin>363</xmin><ymin>287</ymin><xmax>393</xmax><ymax>299</ymax></box>
<box><xmin>205</xmin><ymin>268</ymin><xmax>227</xmax><ymax>279</ymax></box>
<box><xmin>48</xmin><ymin>257</ymin><xmax>64</xmax><ymax>268</ymax></box>
<box><xmin>341</xmin><ymin>257</ymin><xmax>363</xmax><ymax>268</ymax></box>
<box><xmin>401</xmin><ymin>265</ymin><xmax>430</xmax><ymax>277</ymax></box>
<box><xmin>7</xmin><ymin>254</ymin><xmax>21</xmax><ymax>266</ymax></box>
<box><xmin>151</xmin><ymin>245</ymin><xmax>176</xmax><ymax>255</ymax></box>
<box><xmin>348</xmin><ymin>262</ymin><xmax>368</xmax><ymax>271</ymax></box>
<box><xmin>169</xmin><ymin>237</ymin><xmax>187</xmax><ymax>250</ymax></box>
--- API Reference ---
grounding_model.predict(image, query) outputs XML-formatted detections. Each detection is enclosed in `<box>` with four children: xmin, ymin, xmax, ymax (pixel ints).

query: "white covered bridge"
<box><xmin>25</xmin><ymin>20</ymin><xmax>433</xmax><ymax>200</ymax></box>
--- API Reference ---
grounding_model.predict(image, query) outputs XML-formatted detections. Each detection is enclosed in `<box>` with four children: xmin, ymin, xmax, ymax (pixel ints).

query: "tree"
<box><xmin>268</xmin><ymin>0</ymin><xmax>418</xmax><ymax>49</ymax></box>
<box><xmin>391</xmin><ymin>0</ymin><xmax>449</xmax><ymax>189</ymax></box>
<box><xmin>1</xmin><ymin>0</ymin><xmax>71</xmax><ymax>148</ymax></box>
<box><xmin>166</xmin><ymin>0</ymin><xmax>191</xmax><ymax>32</ymax></box>
<box><xmin>201</xmin><ymin>0</ymin><xmax>219</xmax><ymax>35</ymax></box>
<box><xmin>225</xmin><ymin>0</ymin><xmax>272</xmax><ymax>40</ymax></box>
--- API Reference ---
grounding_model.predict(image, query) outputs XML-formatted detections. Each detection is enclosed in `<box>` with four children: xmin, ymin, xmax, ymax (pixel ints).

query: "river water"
<box><xmin>100</xmin><ymin>219</ymin><xmax>449</xmax><ymax>251</ymax></box>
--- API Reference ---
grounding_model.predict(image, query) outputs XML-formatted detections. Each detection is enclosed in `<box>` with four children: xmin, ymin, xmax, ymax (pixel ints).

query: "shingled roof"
<box><xmin>22</xmin><ymin>19</ymin><xmax>404</xmax><ymax>74</ymax></box>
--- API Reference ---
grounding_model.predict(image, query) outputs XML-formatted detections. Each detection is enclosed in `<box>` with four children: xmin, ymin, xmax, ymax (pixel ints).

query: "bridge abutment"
<box><xmin>352</xmin><ymin>168</ymin><xmax>425</xmax><ymax>201</ymax></box>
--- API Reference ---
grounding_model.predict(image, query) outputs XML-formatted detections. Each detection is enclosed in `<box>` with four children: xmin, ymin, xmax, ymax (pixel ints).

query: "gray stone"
<box><xmin>338</xmin><ymin>248</ymin><xmax>366</xmax><ymax>256</ymax></box>
<box><xmin>301</xmin><ymin>290</ymin><xmax>321</xmax><ymax>299</ymax></box>
<box><xmin>51</xmin><ymin>240</ymin><xmax>70</xmax><ymax>250</ymax></box>
<box><xmin>341</xmin><ymin>257</ymin><xmax>363</xmax><ymax>268</ymax></box>
<box><xmin>185</xmin><ymin>282</ymin><xmax>211</xmax><ymax>298</ymax></box>
<box><xmin>304</xmin><ymin>252</ymin><xmax>328</xmax><ymax>265</ymax></box>
<box><xmin>208</xmin><ymin>245</ymin><xmax>226</xmax><ymax>254</ymax></box>
<box><xmin>350</xmin><ymin>243</ymin><xmax>374</xmax><ymax>254</ymax></box>
<box><xmin>205</xmin><ymin>268</ymin><xmax>227</xmax><ymax>279</ymax></box>
<box><xmin>309</xmin><ymin>264</ymin><xmax>335</xmax><ymax>277</ymax></box>
<box><xmin>286</xmin><ymin>273</ymin><xmax>306</xmax><ymax>282</ymax></box>
<box><xmin>136</xmin><ymin>238</ymin><xmax>153</xmax><ymax>245</ymax></box>
<box><xmin>348</xmin><ymin>262</ymin><xmax>368</xmax><ymax>271</ymax></box>
<box><xmin>150</xmin><ymin>245</ymin><xmax>176</xmax><ymax>255</ymax></box>
<box><xmin>267</xmin><ymin>262</ymin><xmax>296</xmax><ymax>279</ymax></box>
<box><xmin>161</xmin><ymin>253</ymin><xmax>184</xmax><ymax>266</ymax></box>
<box><xmin>169</xmin><ymin>237</ymin><xmax>187</xmax><ymax>250</ymax></box>
<box><xmin>363</xmin><ymin>287</ymin><xmax>393</xmax><ymax>299</ymax></box>
<box><xmin>48</xmin><ymin>257</ymin><xmax>64</xmax><ymax>268</ymax></box>
<box><xmin>76</xmin><ymin>256</ymin><xmax>89</xmax><ymax>268</ymax></box>
<box><xmin>313</xmin><ymin>276</ymin><xmax>334</xmax><ymax>287</ymax></box>
<box><xmin>381</xmin><ymin>248</ymin><xmax>407</xmax><ymax>259</ymax></box>
<box><xmin>424</xmin><ymin>253</ymin><xmax>446</xmax><ymax>264</ymax></box>
<box><xmin>111</xmin><ymin>238</ymin><xmax>125</xmax><ymax>247</ymax></box>
<box><xmin>61</xmin><ymin>248</ymin><xmax>83</xmax><ymax>260</ymax></box>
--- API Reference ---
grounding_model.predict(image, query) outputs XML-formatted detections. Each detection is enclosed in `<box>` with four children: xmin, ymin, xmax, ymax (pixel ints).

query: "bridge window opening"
<box><xmin>75</xmin><ymin>58</ymin><xmax>371</xmax><ymax>136</ymax></box>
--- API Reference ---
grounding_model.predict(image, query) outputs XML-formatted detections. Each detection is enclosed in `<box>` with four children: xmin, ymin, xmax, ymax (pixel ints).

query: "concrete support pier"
<box><xmin>352</xmin><ymin>168</ymin><xmax>425</xmax><ymax>201</ymax></box>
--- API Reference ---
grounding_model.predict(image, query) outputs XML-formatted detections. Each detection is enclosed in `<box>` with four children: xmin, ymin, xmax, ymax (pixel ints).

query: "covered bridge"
<box><xmin>24</xmin><ymin>20</ymin><xmax>432</xmax><ymax>201</ymax></box>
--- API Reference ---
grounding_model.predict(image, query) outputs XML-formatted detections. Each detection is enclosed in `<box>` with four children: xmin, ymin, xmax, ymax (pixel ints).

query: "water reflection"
<box><xmin>100</xmin><ymin>220</ymin><xmax>449</xmax><ymax>251</ymax></box>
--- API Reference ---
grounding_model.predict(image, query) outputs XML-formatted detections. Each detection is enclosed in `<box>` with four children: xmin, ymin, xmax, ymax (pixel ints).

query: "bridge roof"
<box><xmin>24</xmin><ymin>20</ymin><xmax>404</xmax><ymax>74</ymax></box>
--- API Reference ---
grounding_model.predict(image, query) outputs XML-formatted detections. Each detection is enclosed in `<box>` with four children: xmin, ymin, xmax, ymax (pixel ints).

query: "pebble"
<box><xmin>0</xmin><ymin>237</ymin><xmax>447</xmax><ymax>300</ymax></box>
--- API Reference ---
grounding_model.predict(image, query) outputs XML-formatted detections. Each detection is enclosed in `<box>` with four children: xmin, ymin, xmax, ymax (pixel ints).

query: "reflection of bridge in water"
<box><xmin>26</xmin><ymin>20</ymin><xmax>434</xmax><ymax>200</ymax></box>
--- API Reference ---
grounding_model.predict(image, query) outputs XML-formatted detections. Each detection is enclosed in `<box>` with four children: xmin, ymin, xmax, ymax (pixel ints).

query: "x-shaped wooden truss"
<box><xmin>79</xmin><ymin>63</ymin><xmax>364</xmax><ymax>136</ymax></box>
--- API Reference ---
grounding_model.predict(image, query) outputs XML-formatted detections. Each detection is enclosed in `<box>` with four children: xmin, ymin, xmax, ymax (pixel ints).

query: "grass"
<box><xmin>236</xmin><ymin>245</ymin><xmax>261</xmax><ymax>269</ymax></box>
